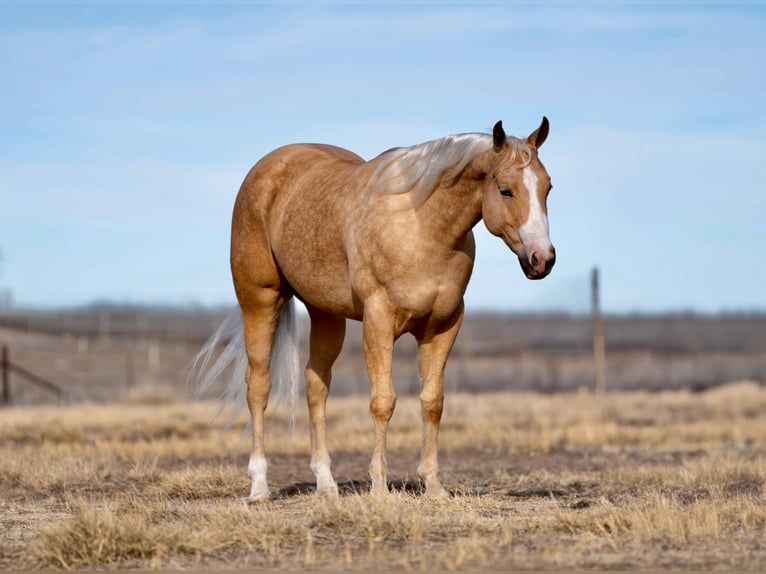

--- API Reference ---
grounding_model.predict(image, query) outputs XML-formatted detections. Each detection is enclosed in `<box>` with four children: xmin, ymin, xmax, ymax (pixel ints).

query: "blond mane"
<box><xmin>368</xmin><ymin>133</ymin><xmax>532</xmax><ymax>206</ymax></box>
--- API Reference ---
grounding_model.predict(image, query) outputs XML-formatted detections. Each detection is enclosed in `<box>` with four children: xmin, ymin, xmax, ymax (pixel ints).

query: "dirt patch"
<box><xmin>0</xmin><ymin>502</ymin><xmax>70</xmax><ymax>564</ymax></box>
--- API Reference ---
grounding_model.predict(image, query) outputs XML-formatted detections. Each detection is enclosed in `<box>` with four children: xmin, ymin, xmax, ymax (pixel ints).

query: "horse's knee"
<box><xmin>420</xmin><ymin>385</ymin><xmax>444</xmax><ymax>423</ymax></box>
<box><xmin>420</xmin><ymin>395</ymin><xmax>443</xmax><ymax>424</ymax></box>
<box><xmin>370</xmin><ymin>393</ymin><xmax>396</xmax><ymax>422</ymax></box>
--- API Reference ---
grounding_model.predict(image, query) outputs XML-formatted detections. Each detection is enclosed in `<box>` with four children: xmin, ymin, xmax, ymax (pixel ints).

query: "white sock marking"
<box><xmin>311</xmin><ymin>461</ymin><xmax>337</xmax><ymax>492</ymax></box>
<box><xmin>247</xmin><ymin>455</ymin><xmax>270</xmax><ymax>499</ymax></box>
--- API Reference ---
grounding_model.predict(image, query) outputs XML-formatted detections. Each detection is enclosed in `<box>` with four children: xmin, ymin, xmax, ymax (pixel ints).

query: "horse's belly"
<box><xmin>275</xmin><ymin>248</ymin><xmax>360</xmax><ymax>319</ymax></box>
<box><xmin>293</xmin><ymin>275</ymin><xmax>359</xmax><ymax>319</ymax></box>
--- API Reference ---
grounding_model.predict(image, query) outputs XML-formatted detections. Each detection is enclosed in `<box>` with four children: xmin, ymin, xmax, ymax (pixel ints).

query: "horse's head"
<box><xmin>481</xmin><ymin>117</ymin><xmax>555</xmax><ymax>280</ymax></box>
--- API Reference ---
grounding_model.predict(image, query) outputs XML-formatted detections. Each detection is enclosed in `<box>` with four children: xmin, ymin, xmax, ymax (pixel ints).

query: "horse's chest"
<box><xmin>348</xmin><ymin>214</ymin><xmax>476</xmax><ymax>324</ymax></box>
<box><xmin>374</xmin><ymin>246</ymin><xmax>474</xmax><ymax>323</ymax></box>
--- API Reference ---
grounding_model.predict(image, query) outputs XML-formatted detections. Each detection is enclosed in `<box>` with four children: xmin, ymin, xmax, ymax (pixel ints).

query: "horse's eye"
<box><xmin>499</xmin><ymin>186</ymin><xmax>514</xmax><ymax>198</ymax></box>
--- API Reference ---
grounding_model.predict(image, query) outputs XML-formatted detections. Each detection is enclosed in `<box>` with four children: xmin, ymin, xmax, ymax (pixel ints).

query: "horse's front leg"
<box><xmin>362</xmin><ymin>297</ymin><xmax>396</xmax><ymax>496</ymax></box>
<box><xmin>414</xmin><ymin>302</ymin><xmax>464</xmax><ymax>497</ymax></box>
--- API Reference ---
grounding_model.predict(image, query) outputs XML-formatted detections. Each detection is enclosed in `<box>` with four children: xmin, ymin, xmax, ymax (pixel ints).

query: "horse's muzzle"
<box><xmin>519</xmin><ymin>246</ymin><xmax>556</xmax><ymax>280</ymax></box>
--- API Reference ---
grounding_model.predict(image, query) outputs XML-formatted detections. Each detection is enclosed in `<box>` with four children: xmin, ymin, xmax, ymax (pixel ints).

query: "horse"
<box><xmin>194</xmin><ymin>117</ymin><xmax>555</xmax><ymax>502</ymax></box>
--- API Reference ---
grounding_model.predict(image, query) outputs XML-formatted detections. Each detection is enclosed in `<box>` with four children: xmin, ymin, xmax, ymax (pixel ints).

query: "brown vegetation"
<box><xmin>2</xmin><ymin>381</ymin><xmax>765</xmax><ymax>570</ymax></box>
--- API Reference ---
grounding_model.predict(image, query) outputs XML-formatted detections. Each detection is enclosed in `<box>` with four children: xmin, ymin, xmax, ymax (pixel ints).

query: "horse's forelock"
<box><xmin>497</xmin><ymin>137</ymin><xmax>534</xmax><ymax>170</ymax></box>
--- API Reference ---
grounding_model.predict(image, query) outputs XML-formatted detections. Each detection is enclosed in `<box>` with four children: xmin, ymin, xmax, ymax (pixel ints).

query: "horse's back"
<box><xmin>263</xmin><ymin>142</ymin><xmax>365</xmax><ymax>171</ymax></box>
<box><xmin>237</xmin><ymin>143</ymin><xmax>364</xmax><ymax>206</ymax></box>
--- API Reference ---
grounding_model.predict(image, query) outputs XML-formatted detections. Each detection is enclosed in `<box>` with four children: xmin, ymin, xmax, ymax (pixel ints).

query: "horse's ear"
<box><xmin>493</xmin><ymin>120</ymin><xmax>506</xmax><ymax>151</ymax></box>
<box><xmin>527</xmin><ymin>116</ymin><xmax>549</xmax><ymax>149</ymax></box>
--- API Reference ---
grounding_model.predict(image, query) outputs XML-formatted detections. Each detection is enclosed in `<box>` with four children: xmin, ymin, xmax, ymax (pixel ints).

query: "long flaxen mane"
<box><xmin>368</xmin><ymin>132</ymin><xmax>533</xmax><ymax>206</ymax></box>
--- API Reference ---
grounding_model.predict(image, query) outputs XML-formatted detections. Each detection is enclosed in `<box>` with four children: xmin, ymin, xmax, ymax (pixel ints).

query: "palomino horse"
<box><xmin>195</xmin><ymin>118</ymin><xmax>555</xmax><ymax>502</ymax></box>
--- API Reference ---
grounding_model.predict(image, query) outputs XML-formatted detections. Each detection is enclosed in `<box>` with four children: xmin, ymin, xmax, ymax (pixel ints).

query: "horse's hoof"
<box><xmin>317</xmin><ymin>486</ymin><xmax>339</xmax><ymax>498</ymax></box>
<box><xmin>246</xmin><ymin>494</ymin><xmax>271</xmax><ymax>505</ymax></box>
<box><xmin>425</xmin><ymin>487</ymin><xmax>450</xmax><ymax>498</ymax></box>
<box><xmin>370</xmin><ymin>486</ymin><xmax>390</xmax><ymax>498</ymax></box>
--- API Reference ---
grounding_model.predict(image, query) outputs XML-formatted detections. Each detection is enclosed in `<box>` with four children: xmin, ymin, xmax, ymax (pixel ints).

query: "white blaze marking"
<box><xmin>518</xmin><ymin>166</ymin><xmax>551</xmax><ymax>252</ymax></box>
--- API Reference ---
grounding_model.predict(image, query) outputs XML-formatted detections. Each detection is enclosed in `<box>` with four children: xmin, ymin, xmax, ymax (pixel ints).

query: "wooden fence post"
<box><xmin>592</xmin><ymin>268</ymin><xmax>607</xmax><ymax>394</ymax></box>
<box><xmin>2</xmin><ymin>345</ymin><xmax>10</xmax><ymax>405</ymax></box>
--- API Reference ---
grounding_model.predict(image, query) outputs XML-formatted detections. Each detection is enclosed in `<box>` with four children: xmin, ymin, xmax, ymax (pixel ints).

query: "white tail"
<box><xmin>191</xmin><ymin>299</ymin><xmax>300</xmax><ymax>429</ymax></box>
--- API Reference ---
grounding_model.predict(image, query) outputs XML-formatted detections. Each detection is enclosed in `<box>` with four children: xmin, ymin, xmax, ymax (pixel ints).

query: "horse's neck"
<box><xmin>417</xmin><ymin>155</ymin><xmax>487</xmax><ymax>247</ymax></box>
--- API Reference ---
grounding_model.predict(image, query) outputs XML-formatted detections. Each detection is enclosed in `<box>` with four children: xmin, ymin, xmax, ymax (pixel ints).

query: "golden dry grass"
<box><xmin>1</xmin><ymin>381</ymin><xmax>766</xmax><ymax>570</ymax></box>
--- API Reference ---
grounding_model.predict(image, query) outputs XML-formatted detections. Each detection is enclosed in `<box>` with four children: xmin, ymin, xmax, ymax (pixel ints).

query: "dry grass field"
<box><xmin>2</xmin><ymin>381</ymin><xmax>766</xmax><ymax>570</ymax></box>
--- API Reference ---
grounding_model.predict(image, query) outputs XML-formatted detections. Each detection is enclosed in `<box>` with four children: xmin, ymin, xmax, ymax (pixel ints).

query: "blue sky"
<box><xmin>1</xmin><ymin>2</ymin><xmax>764</xmax><ymax>313</ymax></box>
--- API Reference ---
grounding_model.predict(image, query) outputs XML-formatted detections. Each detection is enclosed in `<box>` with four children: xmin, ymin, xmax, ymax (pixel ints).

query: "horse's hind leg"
<box><xmin>305</xmin><ymin>305</ymin><xmax>345</xmax><ymax>496</ymax></box>
<box><xmin>240</xmin><ymin>292</ymin><xmax>285</xmax><ymax>503</ymax></box>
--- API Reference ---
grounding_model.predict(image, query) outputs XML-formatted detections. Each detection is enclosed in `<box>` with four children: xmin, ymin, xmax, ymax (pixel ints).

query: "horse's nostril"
<box><xmin>546</xmin><ymin>255</ymin><xmax>556</xmax><ymax>272</ymax></box>
<box><xmin>530</xmin><ymin>252</ymin><xmax>539</xmax><ymax>269</ymax></box>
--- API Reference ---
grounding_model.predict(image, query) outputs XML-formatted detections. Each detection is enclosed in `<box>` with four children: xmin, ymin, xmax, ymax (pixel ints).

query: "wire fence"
<box><xmin>1</xmin><ymin>345</ymin><xmax>67</xmax><ymax>405</ymax></box>
<box><xmin>1</xmin><ymin>293</ymin><xmax>765</xmax><ymax>405</ymax></box>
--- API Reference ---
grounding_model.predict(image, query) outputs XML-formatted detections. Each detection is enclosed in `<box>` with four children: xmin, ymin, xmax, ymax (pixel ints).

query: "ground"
<box><xmin>1</xmin><ymin>382</ymin><xmax>765</xmax><ymax>570</ymax></box>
